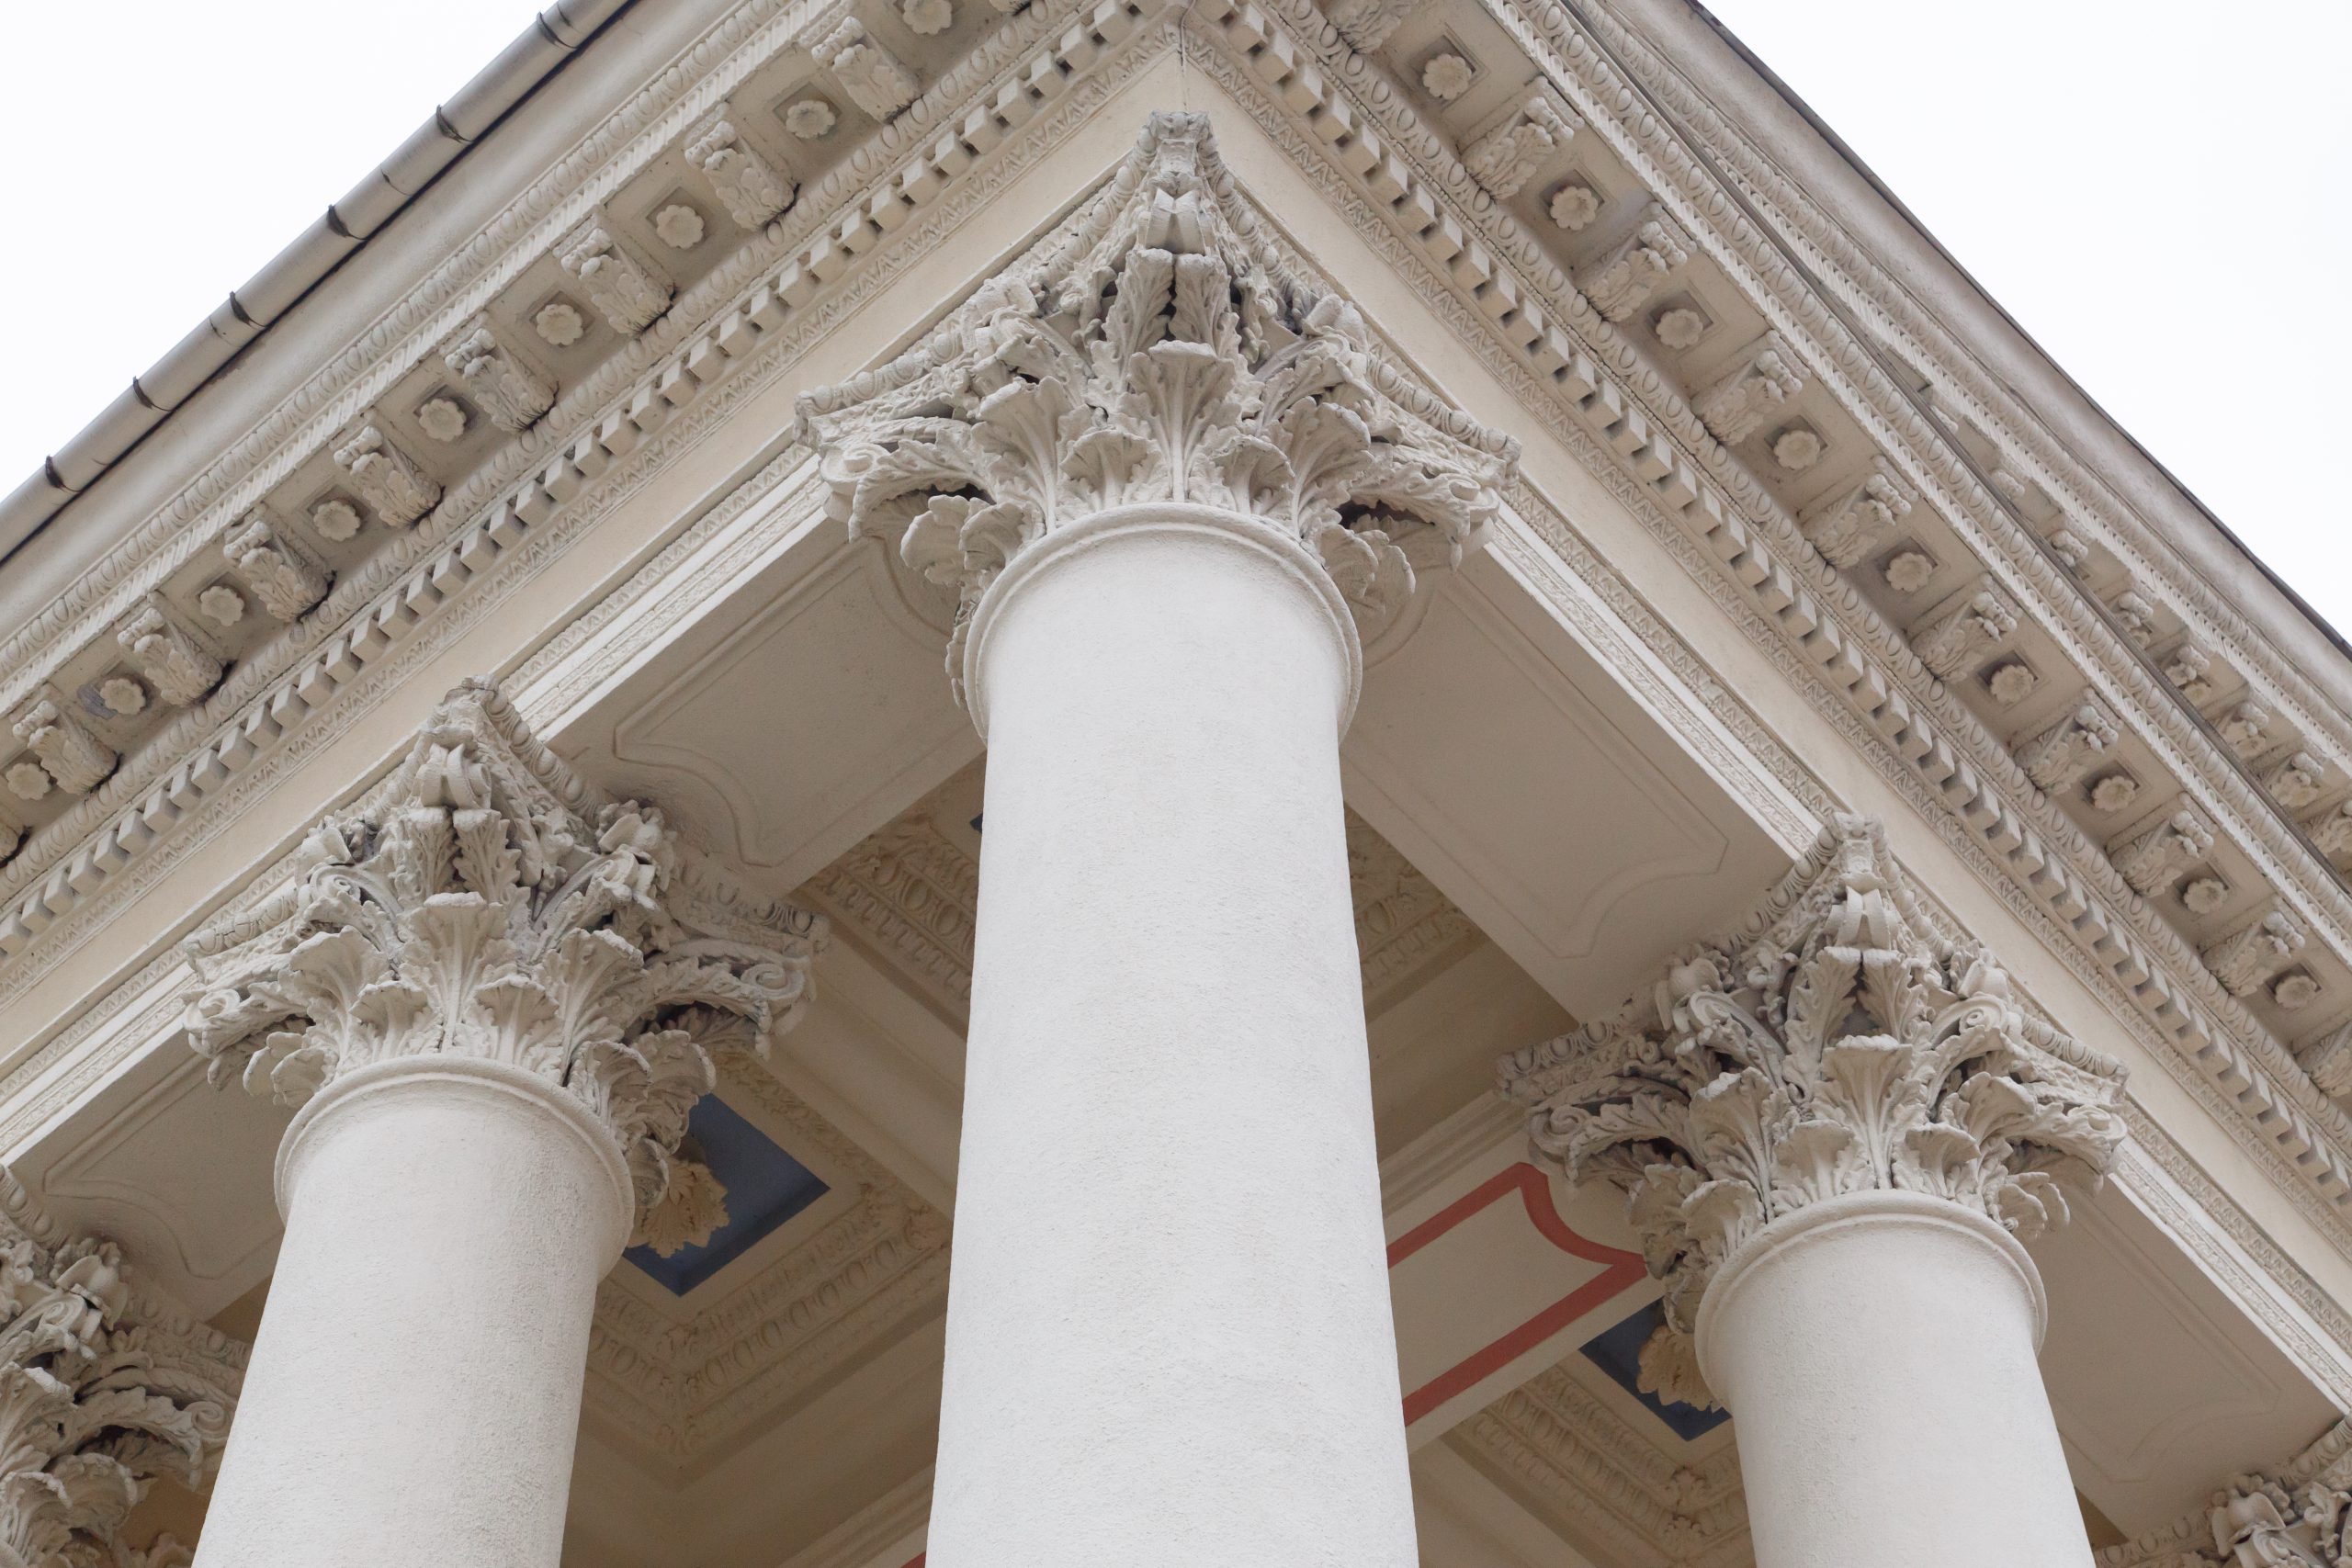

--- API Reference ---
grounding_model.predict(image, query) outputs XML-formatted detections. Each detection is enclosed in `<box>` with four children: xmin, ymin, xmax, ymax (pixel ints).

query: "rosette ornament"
<box><xmin>0</xmin><ymin>1177</ymin><xmax>242</xmax><ymax>1568</ymax></box>
<box><xmin>1499</xmin><ymin>816</ymin><xmax>2126</xmax><ymax>1408</ymax></box>
<box><xmin>795</xmin><ymin>111</ymin><xmax>1518</xmax><ymax>699</ymax></box>
<box><xmin>180</xmin><ymin>679</ymin><xmax>822</xmax><ymax>1227</ymax></box>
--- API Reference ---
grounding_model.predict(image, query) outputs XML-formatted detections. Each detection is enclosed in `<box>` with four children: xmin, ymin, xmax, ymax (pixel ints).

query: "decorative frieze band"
<box><xmin>1174</xmin><ymin>0</ymin><xmax>2352</xmax><ymax>1244</ymax></box>
<box><xmin>1456</xmin><ymin>1362</ymin><xmax>1748</xmax><ymax>1568</ymax></box>
<box><xmin>0</xmin><ymin>0</ymin><xmax>1170</xmax><ymax>975</ymax></box>
<box><xmin>0</xmin><ymin>0</ymin><xmax>2348</xmax><ymax>1325</ymax></box>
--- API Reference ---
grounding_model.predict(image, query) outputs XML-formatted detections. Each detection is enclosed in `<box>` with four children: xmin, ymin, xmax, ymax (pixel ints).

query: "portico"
<box><xmin>2</xmin><ymin>1</ymin><xmax>2350</xmax><ymax>1565</ymax></box>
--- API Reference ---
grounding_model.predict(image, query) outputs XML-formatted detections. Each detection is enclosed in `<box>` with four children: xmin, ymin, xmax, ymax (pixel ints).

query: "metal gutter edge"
<box><xmin>1676</xmin><ymin>0</ymin><xmax>2352</xmax><ymax>669</ymax></box>
<box><xmin>0</xmin><ymin>0</ymin><xmax>637</xmax><ymax>569</ymax></box>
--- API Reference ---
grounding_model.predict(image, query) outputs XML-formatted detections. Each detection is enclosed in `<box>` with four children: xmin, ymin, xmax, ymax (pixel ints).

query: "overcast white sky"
<box><xmin>4</xmin><ymin>2</ymin><xmax>2346</xmax><ymax>631</ymax></box>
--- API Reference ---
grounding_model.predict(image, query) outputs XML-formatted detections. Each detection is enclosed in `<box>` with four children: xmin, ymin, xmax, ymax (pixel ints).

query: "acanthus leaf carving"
<box><xmin>2165</xmin><ymin>643</ymin><xmax>2219</xmax><ymax>705</ymax></box>
<box><xmin>2111</xmin><ymin>589</ymin><xmax>2160</xmax><ymax>649</ymax></box>
<box><xmin>557</xmin><ymin>213</ymin><xmax>673</xmax><ymax>337</ymax></box>
<box><xmin>1796</xmin><ymin>455</ymin><xmax>1915</xmax><ymax>570</ymax></box>
<box><xmin>220</xmin><ymin>513</ymin><xmax>329</xmax><ymax>623</ymax></box>
<box><xmin>1910</xmin><ymin>581</ymin><xmax>2020</xmax><ymax>682</ymax></box>
<box><xmin>0</xmin><ymin>1175</ymin><xmax>243</xmax><ymax>1568</ymax></box>
<box><xmin>2112</xmin><ymin>806</ymin><xmax>2218</xmax><ymax>898</ymax></box>
<box><xmin>2269</xmin><ymin>752</ymin><xmax>2328</xmax><ymax>810</ymax></box>
<box><xmin>806</xmin><ymin>7</ymin><xmax>918</xmax><ymax>121</ymax></box>
<box><xmin>10</xmin><ymin>697</ymin><xmax>114</xmax><ymax>798</ymax></box>
<box><xmin>1324</xmin><ymin>0</ymin><xmax>1418</xmax><ymax>51</ymax></box>
<box><xmin>179</xmin><ymin>679</ymin><xmax>825</xmax><ymax>1225</ymax></box>
<box><xmin>1461</xmin><ymin>88</ymin><xmax>1582</xmax><ymax>202</ymax></box>
<box><xmin>443</xmin><ymin>316</ymin><xmax>557</xmax><ymax>434</ymax></box>
<box><xmin>2298</xmin><ymin>1024</ymin><xmax>2352</xmax><ymax>1100</ymax></box>
<box><xmin>1575</xmin><ymin>206</ymin><xmax>1691</xmax><ymax>322</ymax></box>
<box><xmin>685</xmin><ymin>102</ymin><xmax>797</xmax><ymax>229</ymax></box>
<box><xmin>2202</xmin><ymin>907</ymin><xmax>2307</xmax><ymax>998</ymax></box>
<box><xmin>631</xmin><ymin>1151</ymin><xmax>730</xmax><ymax>1257</ymax></box>
<box><xmin>114</xmin><ymin>599</ymin><xmax>223</xmax><ymax>709</ymax></box>
<box><xmin>1499</xmin><ymin>815</ymin><xmax>2125</xmax><ymax>1410</ymax></box>
<box><xmin>2097</xmin><ymin>1419</ymin><xmax>2352</xmax><ymax>1567</ymax></box>
<box><xmin>2307</xmin><ymin>802</ymin><xmax>2352</xmax><ymax>861</ymax></box>
<box><xmin>2018</xmin><ymin>699</ymin><xmax>2122</xmax><ymax>795</ymax></box>
<box><xmin>2219</xmin><ymin>701</ymin><xmax>2274</xmax><ymax>760</ymax></box>
<box><xmin>794</xmin><ymin>113</ymin><xmax>1517</xmax><ymax>702</ymax></box>
<box><xmin>330</xmin><ymin>423</ymin><xmax>441</xmax><ymax>529</ymax></box>
<box><xmin>1692</xmin><ymin>332</ymin><xmax>1805</xmax><ymax>447</ymax></box>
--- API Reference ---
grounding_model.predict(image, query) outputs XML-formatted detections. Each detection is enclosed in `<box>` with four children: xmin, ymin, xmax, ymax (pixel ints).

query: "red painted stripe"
<box><xmin>1389</xmin><ymin>1162</ymin><xmax>1646</xmax><ymax>1425</ymax></box>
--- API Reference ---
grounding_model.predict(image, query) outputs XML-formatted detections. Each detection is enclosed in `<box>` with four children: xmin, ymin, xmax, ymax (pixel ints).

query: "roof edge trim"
<box><xmin>0</xmin><ymin>0</ymin><xmax>637</xmax><ymax>568</ymax></box>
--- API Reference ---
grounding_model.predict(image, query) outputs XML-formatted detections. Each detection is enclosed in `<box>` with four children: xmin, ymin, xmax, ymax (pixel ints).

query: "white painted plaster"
<box><xmin>926</xmin><ymin>503</ymin><xmax>1415</xmax><ymax>1567</ymax></box>
<box><xmin>192</xmin><ymin>1057</ymin><xmax>630</xmax><ymax>1568</ymax></box>
<box><xmin>1696</xmin><ymin>1190</ymin><xmax>2094</xmax><ymax>1568</ymax></box>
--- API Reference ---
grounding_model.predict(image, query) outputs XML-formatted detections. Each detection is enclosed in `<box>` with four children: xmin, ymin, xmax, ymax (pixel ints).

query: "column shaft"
<box><xmin>1698</xmin><ymin>1193</ymin><xmax>2092</xmax><ymax>1568</ymax></box>
<box><xmin>928</xmin><ymin>504</ymin><xmax>1415</xmax><ymax>1568</ymax></box>
<box><xmin>193</xmin><ymin>1058</ymin><xmax>628</xmax><ymax>1568</ymax></box>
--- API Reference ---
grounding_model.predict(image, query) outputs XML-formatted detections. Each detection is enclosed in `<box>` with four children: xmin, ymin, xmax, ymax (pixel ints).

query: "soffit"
<box><xmin>0</xmin><ymin>0</ymin><xmax>2335</xmax><ymax>1487</ymax></box>
<box><xmin>4</xmin><ymin>0</ymin><xmax>2351</xmax><ymax>1292</ymax></box>
<box><xmin>0</xmin><ymin>0</ymin><xmax>2346</xmax><ymax>1558</ymax></box>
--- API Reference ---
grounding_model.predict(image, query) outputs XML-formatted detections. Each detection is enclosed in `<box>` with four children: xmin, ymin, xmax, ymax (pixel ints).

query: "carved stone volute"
<box><xmin>1499</xmin><ymin>815</ymin><xmax>2126</xmax><ymax>1408</ymax></box>
<box><xmin>0</xmin><ymin>1174</ymin><xmax>243</xmax><ymax>1568</ymax></box>
<box><xmin>179</xmin><ymin>679</ymin><xmax>824</xmax><ymax>1226</ymax></box>
<box><xmin>795</xmin><ymin>111</ymin><xmax>1518</xmax><ymax>699</ymax></box>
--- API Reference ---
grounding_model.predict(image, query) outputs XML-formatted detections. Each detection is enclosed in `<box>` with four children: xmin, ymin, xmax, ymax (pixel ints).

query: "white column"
<box><xmin>1698</xmin><ymin>1192</ymin><xmax>2090</xmax><ymax>1568</ymax></box>
<box><xmin>797</xmin><ymin>114</ymin><xmax>1514</xmax><ymax>1568</ymax></box>
<box><xmin>191</xmin><ymin>1058</ymin><xmax>628</xmax><ymax>1567</ymax></box>
<box><xmin>938</xmin><ymin>503</ymin><xmax>1402</xmax><ymax>1564</ymax></box>
<box><xmin>1503</xmin><ymin>816</ymin><xmax>2127</xmax><ymax>1568</ymax></box>
<box><xmin>181</xmin><ymin>680</ymin><xmax>818</xmax><ymax>1568</ymax></box>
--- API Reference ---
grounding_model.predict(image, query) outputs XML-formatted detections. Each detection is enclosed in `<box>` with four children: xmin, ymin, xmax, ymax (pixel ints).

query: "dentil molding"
<box><xmin>1161</xmin><ymin>0</ymin><xmax>2352</xmax><ymax>1255</ymax></box>
<box><xmin>0</xmin><ymin>0</ymin><xmax>2346</xmax><ymax>1337</ymax></box>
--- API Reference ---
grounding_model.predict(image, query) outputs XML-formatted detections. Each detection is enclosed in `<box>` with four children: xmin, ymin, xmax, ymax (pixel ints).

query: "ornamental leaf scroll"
<box><xmin>1500</xmin><ymin>815</ymin><xmax>2126</xmax><ymax>1409</ymax></box>
<box><xmin>796</xmin><ymin>112</ymin><xmax>1518</xmax><ymax>698</ymax></box>
<box><xmin>180</xmin><ymin>680</ymin><xmax>823</xmax><ymax>1227</ymax></box>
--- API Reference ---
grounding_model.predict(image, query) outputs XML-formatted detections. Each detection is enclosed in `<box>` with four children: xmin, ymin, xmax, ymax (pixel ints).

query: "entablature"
<box><xmin>1</xmin><ymin>12</ymin><xmax>2351</xmax><ymax>1557</ymax></box>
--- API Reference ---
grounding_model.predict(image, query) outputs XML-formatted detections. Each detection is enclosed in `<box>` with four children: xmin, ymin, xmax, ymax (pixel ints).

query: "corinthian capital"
<box><xmin>795</xmin><ymin>111</ymin><xmax>1518</xmax><ymax>698</ymax></box>
<box><xmin>180</xmin><ymin>679</ymin><xmax>823</xmax><ymax>1224</ymax></box>
<box><xmin>0</xmin><ymin>1174</ymin><xmax>243</xmax><ymax>1568</ymax></box>
<box><xmin>1498</xmin><ymin>815</ymin><xmax>2125</xmax><ymax>1408</ymax></box>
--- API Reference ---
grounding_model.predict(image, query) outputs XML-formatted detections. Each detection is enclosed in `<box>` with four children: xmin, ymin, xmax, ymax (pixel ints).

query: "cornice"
<box><xmin>1591</xmin><ymin>0</ymin><xmax>2352</xmax><ymax>786</ymax></box>
<box><xmin>2113</xmin><ymin>1103</ymin><xmax>2352</xmax><ymax>1408</ymax></box>
<box><xmin>1166</xmin><ymin>0</ymin><xmax>2352</xmax><ymax>1243</ymax></box>
<box><xmin>1524</xmin><ymin>0</ymin><xmax>2352</xmax><ymax>1035</ymax></box>
<box><xmin>0</xmin><ymin>0</ymin><xmax>1178</xmax><ymax>1012</ymax></box>
<box><xmin>3</xmin><ymin>23</ymin><xmax>2348</xmax><ymax>1460</ymax></box>
<box><xmin>2095</xmin><ymin>1416</ymin><xmax>2352</xmax><ymax>1567</ymax></box>
<box><xmin>0</xmin><ymin>0</ymin><xmax>2348</xmax><ymax>1348</ymax></box>
<box><xmin>1472</xmin><ymin>0</ymin><xmax>2352</xmax><ymax>1029</ymax></box>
